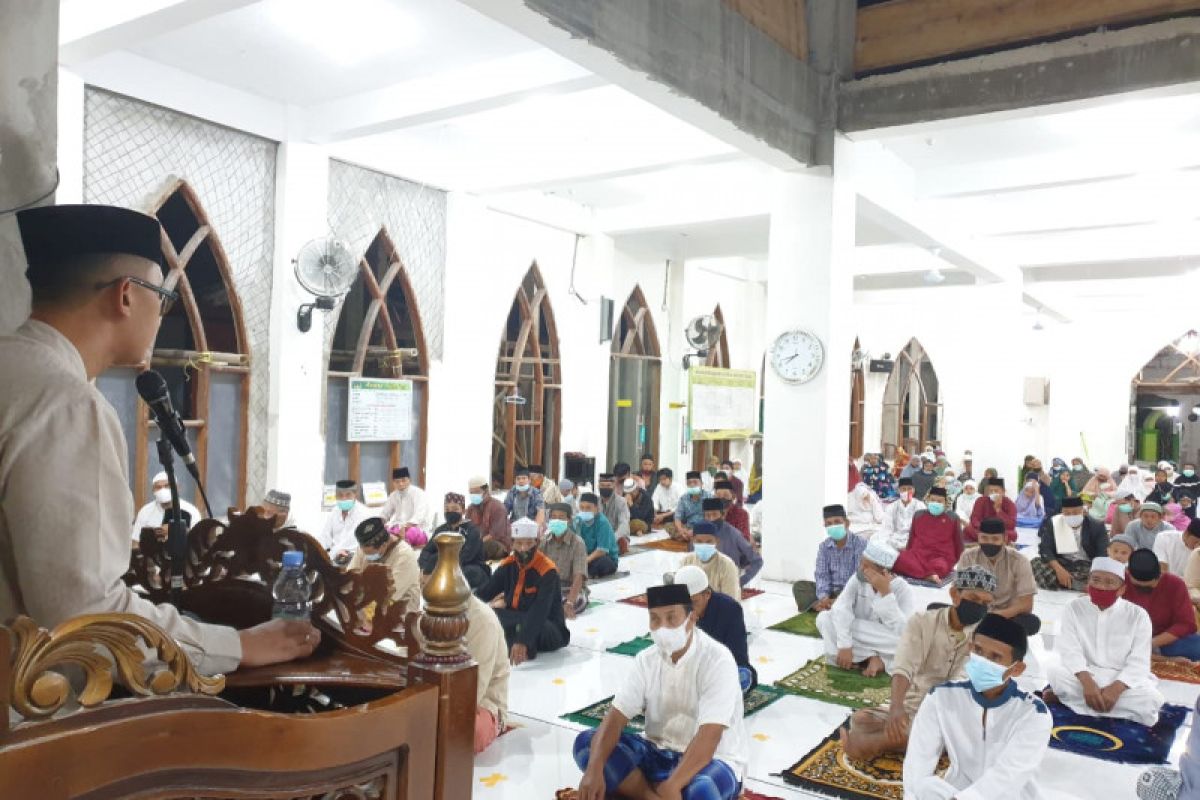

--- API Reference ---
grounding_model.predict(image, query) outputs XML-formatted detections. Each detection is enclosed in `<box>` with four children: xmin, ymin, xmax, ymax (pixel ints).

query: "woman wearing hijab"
<box><xmin>1166</xmin><ymin>502</ymin><xmax>1191</xmax><ymax>532</ymax></box>
<box><xmin>977</xmin><ymin>467</ymin><xmax>1000</xmax><ymax>496</ymax></box>
<box><xmin>1146</xmin><ymin>469</ymin><xmax>1179</xmax><ymax>507</ymax></box>
<box><xmin>847</xmin><ymin>483</ymin><xmax>885</xmax><ymax>538</ymax></box>
<box><xmin>1107</xmin><ymin>491</ymin><xmax>1141</xmax><ymax>537</ymax></box>
<box><xmin>1067</xmin><ymin>458</ymin><xmax>1092</xmax><ymax>494</ymax></box>
<box><xmin>1082</xmin><ymin>467</ymin><xmax>1117</xmax><ymax>519</ymax></box>
<box><xmin>1117</xmin><ymin>466</ymin><xmax>1147</xmax><ymax>501</ymax></box>
<box><xmin>1015</xmin><ymin>479</ymin><xmax>1046</xmax><ymax>528</ymax></box>
<box><xmin>860</xmin><ymin>453</ymin><xmax>898</xmax><ymax>501</ymax></box>
<box><xmin>955</xmin><ymin>480</ymin><xmax>980</xmax><ymax>520</ymax></box>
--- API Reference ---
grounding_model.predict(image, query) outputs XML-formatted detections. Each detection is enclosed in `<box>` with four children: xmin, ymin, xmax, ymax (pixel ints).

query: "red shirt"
<box><xmin>725</xmin><ymin>505</ymin><xmax>752</xmax><ymax>543</ymax></box>
<box><xmin>467</xmin><ymin>496</ymin><xmax>511</xmax><ymax>549</ymax></box>
<box><xmin>1124</xmin><ymin>572</ymin><xmax>1197</xmax><ymax>640</ymax></box>
<box><xmin>965</xmin><ymin>495</ymin><xmax>1017</xmax><ymax>543</ymax></box>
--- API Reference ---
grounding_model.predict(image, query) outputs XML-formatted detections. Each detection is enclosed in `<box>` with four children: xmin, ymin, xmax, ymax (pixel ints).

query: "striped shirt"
<box><xmin>815</xmin><ymin>533</ymin><xmax>868</xmax><ymax>599</ymax></box>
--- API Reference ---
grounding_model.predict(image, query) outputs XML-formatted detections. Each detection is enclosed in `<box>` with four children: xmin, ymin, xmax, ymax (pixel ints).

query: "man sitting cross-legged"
<box><xmin>1123</xmin><ymin>548</ymin><xmax>1200</xmax><ymax>663</ymax></box>
<box><xmin>677</xmin><ymin>521</ymin><xmax>741</xmax><ymax>601</ymax></box>
<box><xmin>956</xmin><ymin>517</ymin><xmax>1040</xmax><ymax>634</ymax></box>
<box><xmin>1030</xmin><ymin>496</ymin><xmax>1108</xmax><ymax>591</ymax></box>
<box><xmin>840</xmin><ymin>565</ymin><xmax>996</xmax><ymax>761</ymax></box>
<box><xmin>672</xmin><ymin>565</ymin><xmax>757</xmax><ymax>694</ymax></box>
<box><xmin>1046</xmin><ymin>556</ymin><xmax>1163</xmax><ymax>727</ymax></box>
<box><xmin>574</xmin><ymin>492</ymin><xmax>620</xmax><ymax>578</ymax></box>
<box><xmin>542</xmin><ymin>502</ymin><xmax>590</xmax><ymax>619</ymax></box>
<box><xmin>574</xmin><ymin>582</ymin><xmax>748</xmax><ymax>800</ymax></box>
<box><xmin>893</xmin><ymin>486</ymin><xmax>962</xmax><ymax>585</ymax></box>
<box><xmin>792</xmin><ymin>503</ymin><xmax>868</xmax><ymax>614</ymax></box>
<box><xmin>903</xmin><ymin>614</ymin><xmax>1051</xmax><ymax>800</ymax></box>
<box><xmin>816</xmin><ymin>539</ymin><xmax>915</xmax><ymax>678</ymax></box>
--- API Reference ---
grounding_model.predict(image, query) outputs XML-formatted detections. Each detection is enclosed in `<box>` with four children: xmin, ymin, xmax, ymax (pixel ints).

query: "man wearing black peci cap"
<box><xmin>574</xmin><ymin>583</ymin><xmax>748</xmax><ymax>800</ymax></box>
<box><xmin>0</xmin><ymin>204</ymin><xmax>318</xmax><ymax>676</ymax></box>
<box><xmin>672</xmin><ymin>470</ymin><xmax>711</xmax><ymax>541</ymax></box>
<box><xmin>379</xmin><ymin>466</ymin><xmax>432</xmax><ymax>532</ymax></box>
<box><xmin>701</xmin><ymin>496</ymin><xmax>762</xmax><ymax>586</ymax></box>
<box><xmin>320</xmin><ymin>478</ymin><xmax>376</xmax><ymax>563</ymax></box>
<box><xmin>1030</xmin><ymin>495</ymin><xmax>1108</xmax><ymax>591</ymax></box>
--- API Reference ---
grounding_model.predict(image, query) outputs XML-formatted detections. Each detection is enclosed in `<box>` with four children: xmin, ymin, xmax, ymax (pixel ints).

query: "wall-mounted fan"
<box><xmin>682</xmin><ymin>314</ymin><xmax>723</xmax><ymax>370</ymax></box>
<box><xmin>295</xmin><ymin>237</ymin><xmax>357</xmax><ymax>332</ymax></box>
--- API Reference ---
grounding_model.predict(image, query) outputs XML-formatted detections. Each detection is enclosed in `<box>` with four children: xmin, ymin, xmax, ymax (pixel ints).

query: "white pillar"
<box><xmin>761</xmin><ymin>138</ymin><xmax>857</xmax><ymax>581</ymax></box>
<box><xmin>267</xmin><ymin>142</ymin><xmax>330</xmax><ymax>533</ymax></box>
<box><xmin>0</xmin><ymin>0</ymin><xmax>59</xmax><ymax>333</ymax></box>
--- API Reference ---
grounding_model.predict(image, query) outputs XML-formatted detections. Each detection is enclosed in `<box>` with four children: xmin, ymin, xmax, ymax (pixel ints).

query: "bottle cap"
<box><xmin>282</xmin><ymin>550</ymin><xmax>304</xmax><ymax>568</ymax></box>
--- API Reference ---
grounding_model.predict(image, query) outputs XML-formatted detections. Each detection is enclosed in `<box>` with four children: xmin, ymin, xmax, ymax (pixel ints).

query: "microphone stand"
<box><xmin>156</xmin><ymin>435</ymin><xmax>187</xmax><ymax>605</ymax></box>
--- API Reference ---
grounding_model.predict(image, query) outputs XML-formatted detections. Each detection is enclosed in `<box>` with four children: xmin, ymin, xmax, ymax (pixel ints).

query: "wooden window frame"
<box><xmin>881</xmin><ymin>338</ymin><xmax>941</xmax><ymax>460</ymax></box>
<box><xmin>608</xmin><ymin>285</ymin><xmax>663</xmax><ymax>464</ymax></box>
<box><xmin>850</xmin><ymin>338</ymin><xmax>865</xmax><ymax>459</ymax></box>
<box><xmin>326</xmin><ymin>229</ymin><xmax>430</xmax><ymax>486</ymax></box>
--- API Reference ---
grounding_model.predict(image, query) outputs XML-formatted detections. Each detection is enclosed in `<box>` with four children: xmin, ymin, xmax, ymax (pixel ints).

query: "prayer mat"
<box><xmin>606</xmin><ymin>634</ymin><xmax>652</xmax><ymax>657</ymax></box>
<box><xmin>782</xmin><ymin>725</ymin><xmax>949</xmax><ymax>800</ymax></box>
<box><xmin>741</xmin><ymin>791</ymin><xmax>786</xmax><ymax>800</ymax></box>
<box><xmin>585</xmin><ymin>599</ymin><xmax>606</xmax><ymax>610</ymax></box>
<box><xmin>561</xmin><ymin>685</ymin><xmax>787</xmax><ymax>733</ymax></box>
<box><xmin>620</xmin><ymin>587</ymin><xmax>765</xmax><ymax>608</ymax></box>
<box><xmin>1044</xmin><ymin>699</ymin><xmax>1189</xmax><ymax>765</ymax></box>
<box><xmin>900</xmin><ymin>572</ymin><xmax>955</xmax><ymax>589</ymax></box>
<box><xmin>774</xmin><ymin>658</ymin><xmax>892</xmax><ymax>710</ymax></box>
<box><xmin>1152</xmin><ymin>658</ymin><xmax>1200</xmax><ymax>685</ymax></box>
<box><xmin>768</xmin><ymin>611</ymin><xmax>821</xmax><ymax>639</ymax></box>
<box><xmin>587</xmin><ymin>569</ymin><xmax>631</xmax><ymax>585</ymax></box>
<box><xmin>633</xmin><ymin>537</ymin><xmax>691</xmax><ymax>553</ymax></box>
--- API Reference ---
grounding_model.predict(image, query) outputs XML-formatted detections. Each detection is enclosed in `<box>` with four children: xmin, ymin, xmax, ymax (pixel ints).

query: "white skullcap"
<box><xmin>673</xmin><ymin>565</ymin><xmax>709</xmax><ymax>597</ymax></box>
<box><xmin>863</xmin><ymin>538</ymin><xmax>899</xmax><ymax>570</ymax></box>
<box><xmin>151</xmin><ymin>471</ymin><xmax>168</xmax><ymax>485</ymax></box>
<box><xmin>623</xmin><ymin>478</ymin><xmax>637</xmax><ymax>492</ymax></box>
<box><xmin>511</xmin><ymin>518</ymin><xmax>539</xmax><ymax>540</ymax></box>
<box><xmin>1090</xmin><ymin>557</ymin><xmax>1127</xmax><ymax>581</ymax></box>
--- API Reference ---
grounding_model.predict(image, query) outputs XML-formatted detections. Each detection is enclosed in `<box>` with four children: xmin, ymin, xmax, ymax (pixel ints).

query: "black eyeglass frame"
<box><xmin>94</xmin><ymin>275</ymin><xmax>179</xmax><ymax>315</ymax></box>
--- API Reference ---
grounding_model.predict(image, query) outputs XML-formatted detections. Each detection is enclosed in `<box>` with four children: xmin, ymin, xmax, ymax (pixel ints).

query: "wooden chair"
<box><xmin>2</xmin><ymin>521</ymin><xmax>478</xmax><ymax>799</ymax></box>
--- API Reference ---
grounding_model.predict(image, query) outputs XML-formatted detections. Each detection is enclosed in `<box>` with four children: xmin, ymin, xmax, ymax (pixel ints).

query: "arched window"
<box><xmin>608</xmin><ymin>286</ymin><xmax>662</xmax><ymax>467</ymax></box>
<box><xmin>693</xmin><ymin>305</ymin><xmax>732</xmax><ymax>471</ymax></box>
<box><xmin>95</xmin><ymin>181</ymin><xmax>250</xmax><ymax>512</ymax></box>
<box><xmin>850</xmin><ymin>338</ymin><xmax>865</xmax><ymax>459</ymax></box>
<box><xmin>325</xmin><ymin>229</ymin><xmax>429</xmax><ymax>485</ymax></box>
<box><xmin>881</xmin><ymin>338</ymin><xmax>941</xmax><ymax>459</ymax></box>
<box><xmin>1131</xmin><ymin>330</ymin><xmax>1200</xmax><ymax>464</ymax></box>
<box><xmin>493</xmin><ymin>264</ymin><xmax>562</xmax><ymax>488</ymax></box>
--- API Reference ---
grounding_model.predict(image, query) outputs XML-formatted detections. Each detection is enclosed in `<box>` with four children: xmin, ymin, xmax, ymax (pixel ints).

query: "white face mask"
<box><xmin>365</xmin><ymin>552</ymin><xmax>384</xmax><ymax>562</ymax></box>
<box><xmin>650</xmin><ymin>619</ymin><xmax>691</xmax><ymax>657</ymax></box>
<box><xmin>153</xmin><ymin>487</ymin><xmax>172</xmax><ymax>504</ymax></box>
<box><xmin>989</xmin><ymin>492</ymin><xmax>1002</xmax><ymax>501</ymax></box>
<box><xmin>1064</xmin><ymin>513</ymin><xmax>1085</xmax><ymax>528</ymax></box>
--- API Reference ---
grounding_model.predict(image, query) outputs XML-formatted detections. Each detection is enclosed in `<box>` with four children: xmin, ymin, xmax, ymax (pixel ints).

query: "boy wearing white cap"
<box><xmin>816</xmin><ymin>539</ymin><xmax>915</xmax><ymax>678</ymax></box>
<box><xmin>1047</xmin><ymin>556</ymin><xmax>1163</xmax><ymax>727</ymax></box>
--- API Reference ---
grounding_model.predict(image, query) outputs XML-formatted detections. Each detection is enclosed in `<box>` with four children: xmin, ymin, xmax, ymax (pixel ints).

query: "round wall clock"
<box><xmin>769</xmin><ymin>328</ymin><xmax>825</xmax><ymax>384</ymax></box>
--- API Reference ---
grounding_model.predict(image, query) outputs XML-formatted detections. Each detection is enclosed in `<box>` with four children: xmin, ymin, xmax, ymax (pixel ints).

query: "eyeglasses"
<box><xmin>95</xmin><ymin>276</ymin><xmax>179</xmax><ymax>316</ymax></box>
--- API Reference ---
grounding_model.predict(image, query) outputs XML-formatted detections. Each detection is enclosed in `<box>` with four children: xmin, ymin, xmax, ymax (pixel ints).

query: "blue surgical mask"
<box><xmin>825</xmin><ymin>524</ymin><xmax>847</xmax><ymax>541</ymax></box>
<box><xmin>1118</xmin><ymin>503</ymin><xmax>1133</xmax><ymax>513</ymax></box>
<box><xmin>365</xmin><ymin>552</ymin><xmax>383</xmax><ymax>563</ymax></box>
<box><xmin>515</xmin><ymin>483</ymin><xmax>531</xmax><ymax>492</ymax></box>
<box><xmin>1186</xmin><ymin>470</ymin><xmax>1196</xmax><ymax>478</ymax></box>
<box><xmin>577</xmin><ymin>511</ymin><xmax>595</xmax><ymax>523</ymax></box>
<box><xmin>964</xmin><ymin>652</ymin><xmax>1010</xmax><ymax>693</ymax></box>
<box><xmin>337</xmin><ymin>499</ymin><xmax>354</xmax><ymax>512</ymax></box>
<box><xmin>695</xmin><ymin>543</ymin><xmax>717</xmax><ymax>562</ymax></box>
<box><xmin>927</xmin><ymin>502</ymin><xmax>945</xmax><ymax>516</ymax></box>
<box><xmin>547</xmin><ymin>519</ymin><xmax>569</xmax><ymax>536</ymax></box>
<box><xmin>687</xmin><ymin>486</ymin><xmax>701</xmax><ymax>496</ymax></box>
<box><xmin>469</xmin><ymin>493</ymin><xmax>484</xmax><ymax>506</ymax></box>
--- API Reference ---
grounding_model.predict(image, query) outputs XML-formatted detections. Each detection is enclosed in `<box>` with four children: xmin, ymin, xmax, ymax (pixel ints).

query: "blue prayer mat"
<box><xmin>1045</xmin><ymin>699</ymin><xmax>1189</xmax><ymax>765</ymax></box>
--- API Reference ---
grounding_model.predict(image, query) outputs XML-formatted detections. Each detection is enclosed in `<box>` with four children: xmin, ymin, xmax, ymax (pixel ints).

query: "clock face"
<box><xmin>770</xmin><ymin>329</ymin><xmax>825</xmax><ymax>384</ymax></box>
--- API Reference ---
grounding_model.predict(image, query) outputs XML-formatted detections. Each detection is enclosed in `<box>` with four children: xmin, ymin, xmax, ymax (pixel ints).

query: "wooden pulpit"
<box><xmin>0</xmin><ymin>512</ymin><xmax>478</xmax><ymax>799</ymax></box>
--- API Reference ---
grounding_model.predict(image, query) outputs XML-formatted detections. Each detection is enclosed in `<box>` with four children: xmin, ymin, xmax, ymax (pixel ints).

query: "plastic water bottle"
<box><xmin>272</xmin><ymin>550</ymin><xmax>312</xmax><ymax>621</ymax></box>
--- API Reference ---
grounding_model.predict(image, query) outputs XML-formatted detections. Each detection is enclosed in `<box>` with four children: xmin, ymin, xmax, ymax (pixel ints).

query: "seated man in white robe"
<box><xmin>130</xmin><ymin>470</ymin><xmax>202</xmax><ymax>545</ymax></box>
<box><xmin>319</xmin><ymin>479</ymin><xmax>376</xmax><ymax>564</ymax></box>
<box><xmin>881</xmin><ymin>477</ymin><xmax>925</xmax><ymax>550</ymax></box>
<box><xmin>378</xmin><ymin>466</ymin><xmax>433</xmax><ymax>532</ymax></box>
<box><xmin>904</xmin><ymin>614</ymin><xmax>1051</xmax><ymax>800</ymax></box>
<box><xmin>816</xmin><ymin>539</ymin><xmax>915</xmax><ymax>677</ymax></box>
<box><xmin>1047</xmin><ymin>556</ymin><xmax>1164</xmax><ymax>727</ymax></box>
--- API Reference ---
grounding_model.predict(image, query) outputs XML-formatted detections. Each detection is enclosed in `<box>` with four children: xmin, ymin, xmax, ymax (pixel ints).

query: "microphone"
<box><xmin>136</xmin><ymin>370</ymin><xmax>196</xmax><ymax>469</ymax></box>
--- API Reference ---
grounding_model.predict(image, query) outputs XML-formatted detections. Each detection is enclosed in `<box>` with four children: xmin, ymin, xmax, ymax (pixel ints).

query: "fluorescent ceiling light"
<box><xmin>266</xmin><ymin>0</ymin><xmax>420</xmax><ymax>67</ymax></box>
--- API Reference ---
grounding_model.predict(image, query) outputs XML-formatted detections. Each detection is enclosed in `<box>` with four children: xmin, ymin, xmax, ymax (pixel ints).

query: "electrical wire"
<box><xmin>0</xmin><ymin>168</ymin><xmax>61</xmax><ymax>216</ymax></box>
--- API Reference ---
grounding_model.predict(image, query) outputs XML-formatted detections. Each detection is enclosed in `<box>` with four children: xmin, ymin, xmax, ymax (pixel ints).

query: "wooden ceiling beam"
<box><xmin>722</xmin><ymin>0</ymin><xmax>808</xmax><ymax>62</ymax></box>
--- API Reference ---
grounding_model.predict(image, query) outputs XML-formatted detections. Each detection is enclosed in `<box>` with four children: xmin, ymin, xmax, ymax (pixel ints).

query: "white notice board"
<box><xmin>347</xmin><ymin>378</ymin><xmax>413</xmax><ymax>442</ymax></box>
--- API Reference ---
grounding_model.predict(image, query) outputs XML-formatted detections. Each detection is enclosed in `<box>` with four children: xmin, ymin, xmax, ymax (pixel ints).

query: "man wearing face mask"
<box><xmin>701</xmin><ymin>498</ymin><xmax>762</xmax><ymax>587</ymax></box>
<box><xmin>624</xmin><ymin>478</ymin><xmax>655</xmax><ymax>537</ymax></box>
<box><xmin>1047</xmin><ymin>557</ymin><xmax>1162</xmax><ymax>726</ymax></box>
<box><xmin>130</xmin><ymin>471</ymin><xmax>201</xmax><ymax>546</ymax></box>
<box><xmin>1175</xmin><ymin>462</ymin><xmax>1200</xmax><ymax>502</ymax></box>
<box><xmin>597</xmin><ymin>473</ymin><xmax>631</xmax><ymax>550</ymax></box>
<box><xmin>817</xmin><ymin>540</ymin><xmax>914</xmax><ymax>679</ymax></box>
<box><xmin>672</xmin><ymin>565</ymin><xmax>755</xmax><ymax>693</ymax></box>
<box><xmin>794</xmin><ymin>504</ymin><xmax>868</xmax><ymax>614</ymax></box>
<box><xmin>1123</xmin><ymin>548</ymin><xmax>1200</xmax><ymax>662</ymax></box>
<box><xmin>840</xmin><ymin>565</ymin><xmax>996</xmax><ymax>762</ymax></box>
<box><xmin>574</xmin><ymin>492</ymin><xmax>620</xmax><ymax>578</ymax></box>
<box><xmin>1125</xmin><ymin>501</ymin><xmax>1174</xmax><ymax>551</ymax></box>
<box><xmin>422</xmin><ymin>493</ymin><xmax>490</xmax><ymax>589</ymax></box>
<box><xmin>466</xmin><ymin>476</ymin><xmax>511</xmax><ymax>561</ymax></box>
<box><xmin>893</xmin><ymin>487</ymin><xmax>962</xmax><ymax>585</ymax></box>
<box><xmin>957</xmin><ymin>519</ymin><xmax>1039</xmax><ymax>634</ymax></box>
<box><xmin>474</xmin><ymin>518</ymin><xmax>569</xmax><ymax>665</ymax></box>
<box><xmin>1030</xmin><ymin>496</ymin><xmax>1109</xmax><ymax>591</ymax></box>
<box><xmin>881</xmin><ymin>477</ymin><xmax>926</xmax><ymax>550</ymax></box>
<box><xmin>379</xmin><ymin>466</ymin><xmax>433</xmax><ymax>532</ymax></box>
<box><xmin>531</xmin><ymin>464</ymin><xmax>564</xmax><ymax>505</ymax></box>
<box><xmin>965</xmin><ymin>477</ymin><xmax>1017</xmax><ymax>543</ymax></box>
<box><xmin>714</xmin><ymin>480</ymin><xmax>750</xmax><ymax>543</ymax></box>
<box><xmin>903</xmin><ymin>614</ymin><xmax>1050</xmax><ymax>800</ymax></box>
<box><xmin>319</xmin><ymin>479</ymin><xmax>376</xmax><ymax>564</ymax></box>
<box><xmin>0</xmin><ymin>205</ymin><xmax>318</xmax><ymax>677</ymax></box>
<box><xmin>677</xmin><ymin>522</ymin><xmax>741</xmax><ymax>601</ymax></box>
<box><xmin>540</xmin><ymin>503</ymin><xmax>588</xmax><ymax>618</ymax></box>
<box><xmin>574</xmin><ymin>583</ymin><xmax>748</xmax><ymax>800</ymax></box>
<box><xmin>347</xmin><ymin>517</ymin><xmax>421</xmax><ymax>617</ymax></box>
<box><xmin>504</xmin><ymin>466</ymin><xmax>544</xmax><ymax>525</ymax></box>
<box><xmin>672</xmin><ymin>470</ymin><xmax>711</xmax><ymax>541</ymax></box>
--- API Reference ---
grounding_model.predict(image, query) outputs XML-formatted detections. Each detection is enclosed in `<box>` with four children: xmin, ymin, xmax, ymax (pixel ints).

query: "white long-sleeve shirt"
<box><xmin>904</xmin><ymin>680</ymin><xmax>1051</xmax><ymax>800</ymax></box>
<box><xmin>131</xmin><ymin>498</ymin><xmax>202</xmax><ymax>541</ymax></box>
<box><xmin>0</xmin><ymin>320</ymin><xmax>241</xmax><ymax>676</ymax></box>
<box><xmin>318</xmin><ymin>502</ymin><xmax>377</xmax><ymax>554</ymax></box>
<box><xmin>378</xmin><ymin>485</ymin><xmax>433</xmax><ymax>531</ymax></box>
<box><xmin>652</xmin><ymin>482</ymin><xmax>682</xmax><ymax>514</ymax></box>
<box><xmin>882</xmin><ymin>499</ymin><xmax>926</xmax><ymax>550</ymax></box>
<box><xmin>1056</xmin><ymin>596</ymin><xmax>1156</xmax><ymax>689</ymax></box>
<box><xmin>829</xmin><ymin>573</ymin><xmax>915</xmax><ymax>649</ymax></box>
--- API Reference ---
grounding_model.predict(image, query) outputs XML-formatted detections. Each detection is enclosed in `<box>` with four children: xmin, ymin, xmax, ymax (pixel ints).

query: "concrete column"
<box><xmin>761</xmin><ymin>138</ymin><xmax>857</xmax><ymax>582</ymax></box>
<box><xmin>0</xmin><ymin>0</ymin><xmax>59</xmax><ymax>334</ymax></box>
<box><xmin>267</xmin><ymin>143</ymin><xmax>330</xmax><ymax>533</ymax></box>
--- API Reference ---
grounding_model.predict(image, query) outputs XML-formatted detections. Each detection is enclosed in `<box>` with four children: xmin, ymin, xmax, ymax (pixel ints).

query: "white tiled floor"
<box><xmin>471</xmin><ymin>548</ymin><xmax>1198</xmax><ymax>799</ymax></box>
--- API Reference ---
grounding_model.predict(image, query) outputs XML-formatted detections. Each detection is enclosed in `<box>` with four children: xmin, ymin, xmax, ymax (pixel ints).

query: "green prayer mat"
<box><xmin>768</xmin><ymin>611</ymin><xmax>820</xmax><ymax>638</ymax></box>
<box><xmin>586</xmin><ymin>600</ymin><xmax>606</xmax><ymax>610</ymax></box>
<box><xmin>561</xmin><ymin>685</ymin><xmax>788</xmax><ymax>733</ymax></box>
<box><xmin>606</xmin><ymin>635</ymin><xmax>652</xmax><ymax>657</ymax></box>
<box><xmin>774</xmin><ymin>658</ymin><xmax>892</xmax><ymax>709</ymax></box>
